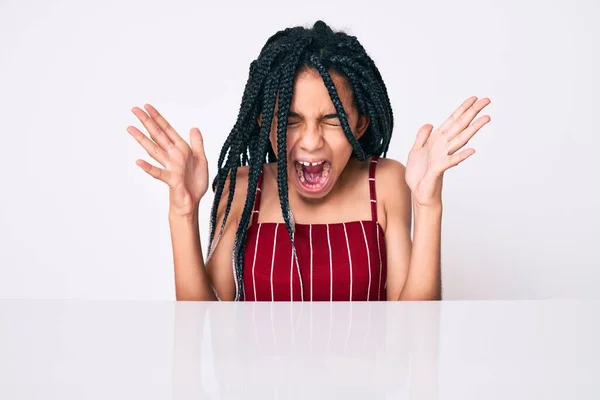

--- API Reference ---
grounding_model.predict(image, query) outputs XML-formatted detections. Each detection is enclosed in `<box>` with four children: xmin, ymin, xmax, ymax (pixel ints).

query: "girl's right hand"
<box><xmin>128</xmin><ymin>104</ymin><xmax>209</xmax><ymax>218</ymax></box>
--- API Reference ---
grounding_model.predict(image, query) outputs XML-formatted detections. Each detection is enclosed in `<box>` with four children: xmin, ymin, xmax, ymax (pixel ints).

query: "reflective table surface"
<box><xmin>0</xmin><ymin>300</ymin><xmax>598</xmax><ymax>399</ymax></box>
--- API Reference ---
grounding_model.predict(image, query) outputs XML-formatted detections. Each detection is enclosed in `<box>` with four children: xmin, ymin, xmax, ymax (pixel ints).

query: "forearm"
<box><xmin>168</xmin><ymin>210</ymin><xmax>217</xmax><ymax>301</ymax></box>
<box><xmin>399</xmin><ymin>200</ymin><xmax>442</xmax><ymax>300</ymax></box>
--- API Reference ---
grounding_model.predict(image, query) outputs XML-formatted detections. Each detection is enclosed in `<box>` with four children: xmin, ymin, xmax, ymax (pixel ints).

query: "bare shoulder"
<box><xmin>374</xmin><ymin>157</ymin><xmax>411</xmax><ymax>214</ymax></box>
<box><xmin>375</xmin><ymin>157</ymin><xmax>406</xmax><ymax>180</ymax></box>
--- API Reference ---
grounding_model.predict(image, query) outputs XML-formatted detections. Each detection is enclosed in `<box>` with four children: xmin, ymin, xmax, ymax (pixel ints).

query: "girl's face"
<box><xmin>267</xmin><ymin>69</ymin><xmax>369</xmax><ymax>201</ymax></box>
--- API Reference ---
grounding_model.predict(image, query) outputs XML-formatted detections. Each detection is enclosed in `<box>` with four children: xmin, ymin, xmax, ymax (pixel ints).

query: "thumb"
<box><xmin>190</xmin><ymin>127</ymin><xmax>206</xmax><ymax>161</ymax></box>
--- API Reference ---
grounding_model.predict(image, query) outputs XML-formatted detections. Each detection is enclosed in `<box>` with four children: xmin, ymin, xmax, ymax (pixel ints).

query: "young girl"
<box><xmin>127</xmin><ymin>21</ymin><xmax>491</xmax><ymax>302</ymax></box>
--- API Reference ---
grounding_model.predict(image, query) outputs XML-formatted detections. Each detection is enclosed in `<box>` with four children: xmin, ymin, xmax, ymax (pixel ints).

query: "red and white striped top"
<box><xmin>242</xmin><ymin>156</ymin><xmax>387</xmax><ymax>301</ymax></box>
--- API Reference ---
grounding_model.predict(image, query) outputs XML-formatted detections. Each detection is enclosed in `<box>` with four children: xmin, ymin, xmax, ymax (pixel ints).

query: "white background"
<box><xmin>0</xmin><ymin>0</ymin><xmax>598</xmax><ymax>300</ymax></box>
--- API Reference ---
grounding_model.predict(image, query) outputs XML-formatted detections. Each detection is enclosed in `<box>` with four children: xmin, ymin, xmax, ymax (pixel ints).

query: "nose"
<box><xmin>297</xmin><ymin>124</ymin><xmax>325</xmax><ymax>153</ymax></box>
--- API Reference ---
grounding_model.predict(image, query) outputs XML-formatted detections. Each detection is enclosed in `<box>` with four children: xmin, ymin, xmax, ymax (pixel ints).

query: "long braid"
<box><xmin>330</xmin><ymin>37</ymin><xmax>394</xmax><ymax>155</ymax></box>
<box><xmin>334</xmin><ymin>62</ymin><xmax>388</xmax><ymax>154</ymax></box>
<box><xmin>207</xmin><ymin>20</ymin><xmax>394</xmax><ymax>300</ymax></box>
<box><xmin>337</xmin><ymin>38</ymin><xmax>395</xmax><ymax>132</ymax></box>
<box><xmin>274</xmin><ymin>39</ymin><xmax>312</xmax><ymax>301</ymax></box>
<box><xmin>208</xmin><ymin>42</ymin><xmax>299</xmax><ymax>257</ymax></box>
<box><xmin>311</xmin><ymin>56</ymin><xmax>367</xmax><ymax>160</ymax></box>
<box><xmin>213</xmin><ymin>60</ymin><xmax>258</xmax><ymax>183</ymax></box>
<box><xmin>335</xmin><ymin>65</ymin><xmax>383</xmax><ymax>153</ymax></box>
<box><xmin>231</xmin><ymin>70</ymin><xmax>281</xmax><ymax>299</ymax></box>
<box><xmin>330</xmin><ymin>56</ymin><xmax>393</xmax><ymax>154</ymax></box>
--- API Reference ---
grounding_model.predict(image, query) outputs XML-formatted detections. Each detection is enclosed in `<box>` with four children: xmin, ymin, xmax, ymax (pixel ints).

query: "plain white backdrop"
<box><xmin>0</xmin><ymin>0</ymin><xmax>598</xmax><ymax>300</ymax></box>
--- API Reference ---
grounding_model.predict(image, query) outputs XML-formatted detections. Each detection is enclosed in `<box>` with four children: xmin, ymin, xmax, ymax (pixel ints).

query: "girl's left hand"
<box><xmin>405</xmin><ymin>96</ymin><xmax>491</xmax><ymax>208</ymax></box>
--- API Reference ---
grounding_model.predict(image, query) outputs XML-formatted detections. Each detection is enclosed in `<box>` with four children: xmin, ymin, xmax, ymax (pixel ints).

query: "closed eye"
<box><xmin>286</xmin><ymin>112</ymin><xmax>341</xmax><ymax>126</ymax></box>
<box><xmin>322</xmin><ymin>113</ymin><xmax>341</xmax><ymax>126</ymax></box>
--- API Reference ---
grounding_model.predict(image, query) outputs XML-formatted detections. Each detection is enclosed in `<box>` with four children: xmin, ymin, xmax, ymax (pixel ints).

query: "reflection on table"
<box><xmin>172</xmin><ymin>301</ymin><xmax>440</xmax><ymax>399</ymax></box>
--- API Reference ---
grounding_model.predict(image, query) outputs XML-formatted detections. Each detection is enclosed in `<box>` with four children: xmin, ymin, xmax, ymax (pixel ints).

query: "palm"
<box><xmin>405</xmin><ymin>144</ymin><xmax>434</xmax><ymax>200</ymax></box>
<box><xmin>128</xmin><ymin>104</ymin><xmax>209</xmax><ymax>217</ymax></box>
<box><xmin>182</xmin><ymin>151</ymin><xmax>209</xmax><ymax>201</ymax></box>
<box><xmin>167</xmin><ymin>144</ymin><xmax>209</xmax><ymax>212</ymax></box>
<box><xmin>405</xmin><ymin>97</ymin><xmax>491</xmax><ymax>207</ymax></box>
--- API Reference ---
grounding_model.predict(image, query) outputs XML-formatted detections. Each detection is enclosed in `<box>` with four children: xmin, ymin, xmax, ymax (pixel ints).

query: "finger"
<box><xmin>447</xmin><ymin>115</ymin><xmax>491</xmax><ymax>154</ymax></box>
<box><xmin>190</xmin><ymin>127</ymin><xmax>207</xmax><ymax>161</ymax></box>
<box><xmin>448</xmin><ymin>148</ymin><xmax>475</xmax><ymax>168</ymax></box>
<box><xmin>127</xmin><ymin>126</ymin><xmax>168</xmax><ymax>166</ymax></box>
<box><xmin>143</xmin><ymin>104</ymin><xmax>185</xmax><ymax>146</ymax></box>
<box><xmin>135</xmin><ymin>159</ymin><xmax>172</xmax><ymax>183</ymax></box>
<box><xmin>444</xmin><ymin>98</ymin><xmax>491</xmax><ymax>141</ymax></box>
<box><xmin>131</xmin><ymin>106</ymin><xmax>174</xmax><ymax>151</ymax></box>
<box><xmin>412</xmin><ymin>124</ymin><xmax>434</xmax><ymax>150</ymax></box>
<box><xmin>436</xmin><ymin>96</ymin><xmax>478</xmax><ymax>135</ymax></box>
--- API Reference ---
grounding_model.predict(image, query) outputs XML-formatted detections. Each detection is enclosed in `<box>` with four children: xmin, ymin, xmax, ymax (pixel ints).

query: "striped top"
<box><xmin>242</xmin><ymin>156</ymin><xmax>387</xmax><ymax>301</ymax></box>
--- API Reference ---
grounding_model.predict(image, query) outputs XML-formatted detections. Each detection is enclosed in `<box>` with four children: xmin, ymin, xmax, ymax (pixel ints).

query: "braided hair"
<box><xmin>207</xmin><ymin>21</ymin><xmax>394</xmax><ymax>300</ymax></box>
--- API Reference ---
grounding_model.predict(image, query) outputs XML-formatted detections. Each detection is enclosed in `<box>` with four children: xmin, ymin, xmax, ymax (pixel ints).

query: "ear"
<box><xmin>354</xmin><ymin>114</ymin><xmax>370</xmax><ymax>140</ymax></box>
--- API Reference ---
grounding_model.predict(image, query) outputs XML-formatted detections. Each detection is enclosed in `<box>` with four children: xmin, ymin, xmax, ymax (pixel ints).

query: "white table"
<box><xmin>0</xmin><ymin>300</ymin><xmax>598</xmax><ymax>399</ymax></box>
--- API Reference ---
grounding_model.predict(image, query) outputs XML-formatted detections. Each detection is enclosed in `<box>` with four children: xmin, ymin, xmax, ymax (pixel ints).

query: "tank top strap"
<box><xmin>368</xmin><ymin>155</ymin><xmax>379</xmax><ymax>222</ymax></box>
<box><xmin>251</xmin><ymin>169</ymin><xmax>264</xmax><ymax>225</ymax></box>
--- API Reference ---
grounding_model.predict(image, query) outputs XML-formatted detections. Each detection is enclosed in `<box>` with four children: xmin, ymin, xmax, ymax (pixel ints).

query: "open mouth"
<box><xmin>294</xmin><ymin>160</ymin><xmax>331</xmax><ymax>192</ymax></box>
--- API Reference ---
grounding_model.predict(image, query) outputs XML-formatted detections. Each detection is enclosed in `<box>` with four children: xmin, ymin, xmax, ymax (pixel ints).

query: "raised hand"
<box><xmin>405</xmin><ymin>96</ymin><xmax>491</xmax><ymax>207</ymax></box>
<box><xmin>127</xmin><ymin>104</ymin><xmax>208</xmax><ymax>218</ymax></box>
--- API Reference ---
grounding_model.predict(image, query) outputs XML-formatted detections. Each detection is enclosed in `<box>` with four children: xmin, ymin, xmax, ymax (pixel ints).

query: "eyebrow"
<box><xmin>288</xmin><ymin>111</ymin><xmax>340</xmax><ymax>120</ymax></box>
